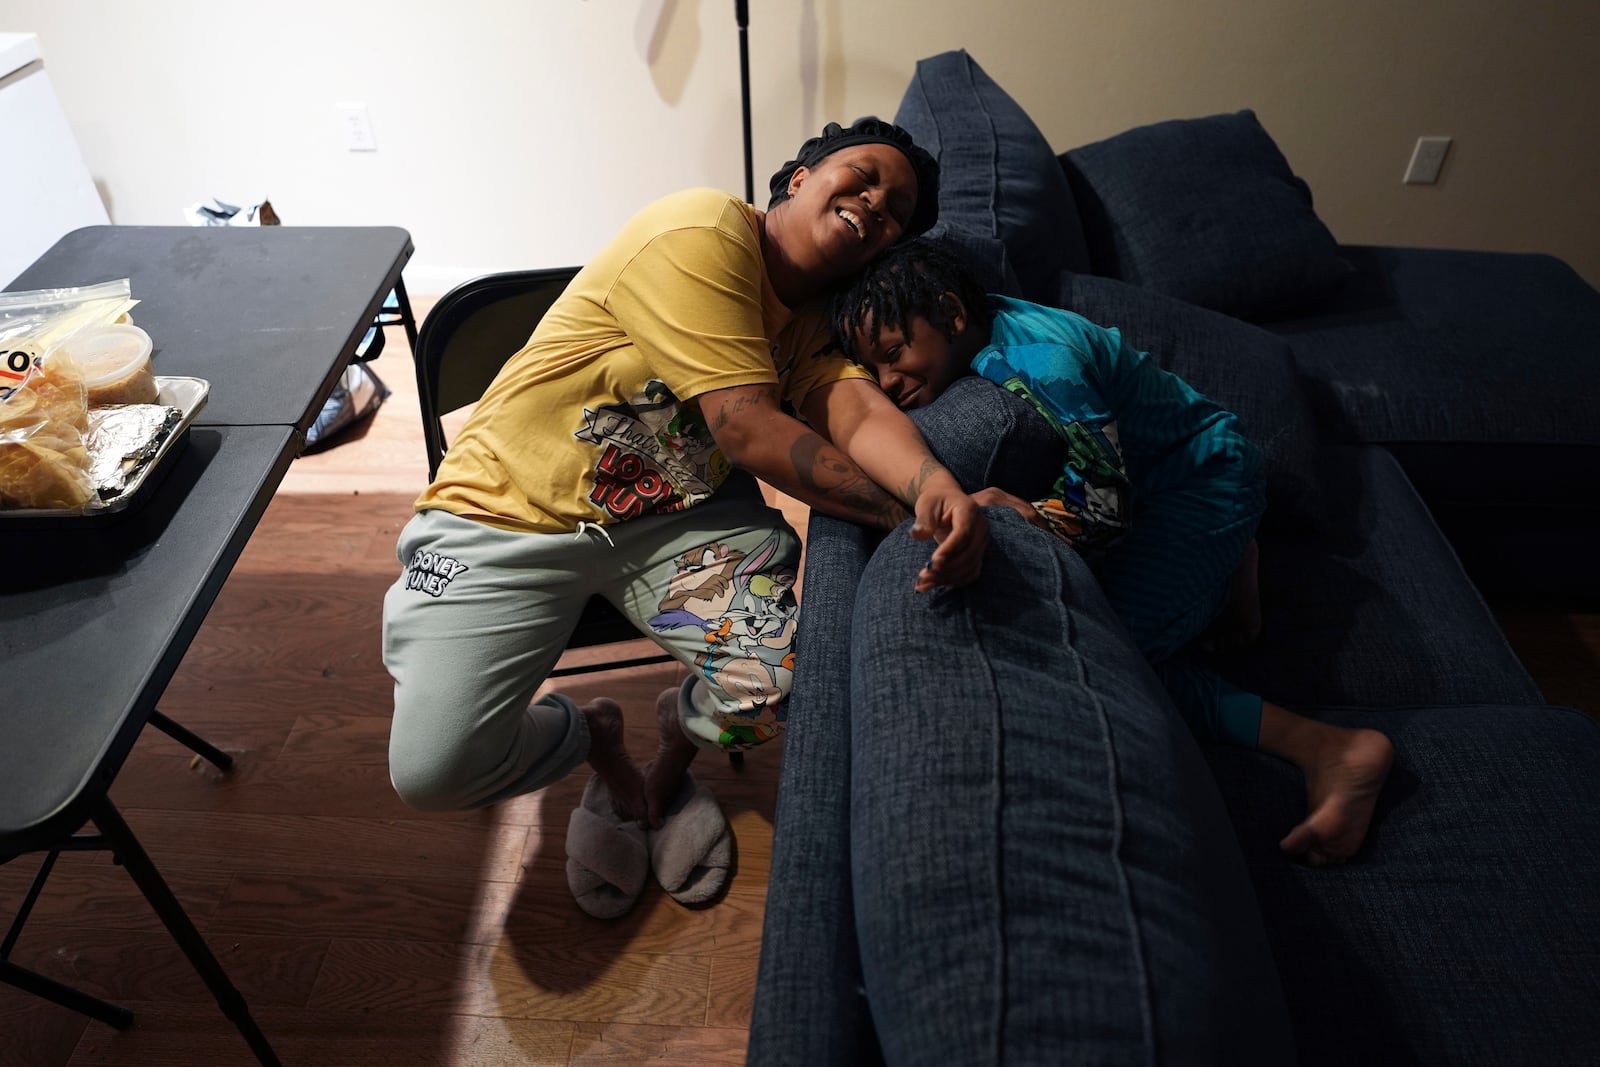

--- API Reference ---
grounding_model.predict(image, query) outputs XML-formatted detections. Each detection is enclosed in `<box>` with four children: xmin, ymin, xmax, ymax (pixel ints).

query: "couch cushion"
<box><xmin>895</xmin><ymin>50</ymin><xmax>1091</xmax><ymax>303</ymax></box>
<box><xmin>1057</xmin><ymin>271</ymin><xmax>1327</xmax><ymax>535</ymax></box>
<box><xmin>930</xmin><ymin>227</ymin><xmax>1024</xmax><ymax>300</ymax></box>
<box><xmin>1206</xmin><ymin>703</ymin><xmax>1600</xmax><ymax>1066</ymax></box>
<box><xmin>1267</xmin><ymin>245</ymin><xmax>1600</xmax><ymax>450</ymax></box>
<box><xmin>1061</xmin><ymin>110</ymin><xmax>1352</xmax><ymax>318</ymax></box>
<box><xmin>849</xmin><ymin>510</ymin><xmax>1294</xmax><ymax>1065</ymax></box>
<box><xmin>1216</xmin><ymin>446</ymin><xmax>1544</xmax><ymax>709</ymax></box>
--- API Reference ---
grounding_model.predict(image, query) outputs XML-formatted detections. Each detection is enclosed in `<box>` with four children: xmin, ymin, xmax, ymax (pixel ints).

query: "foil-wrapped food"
<box><xmin>86</xmin><ymin>404</ymin><xmax>184</xmax><ymax>498</ymax></box>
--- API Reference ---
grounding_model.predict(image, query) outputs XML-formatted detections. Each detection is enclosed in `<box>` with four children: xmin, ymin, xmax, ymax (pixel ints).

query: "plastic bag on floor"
<box><xmin>304</xmin><ymin>361</ymin><xmax>390</xmax><ymax>453</ymax></box>
<box><xmin>181</xmin><ymin>197</ymin><xmax>394</xmax><ymax>453</ymax></box>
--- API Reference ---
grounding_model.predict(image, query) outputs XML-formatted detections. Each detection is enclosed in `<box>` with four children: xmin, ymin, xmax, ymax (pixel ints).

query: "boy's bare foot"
<box><xmin>1276</xmin><ymin>725</ymin><xmax>1395</xmax><ymax>866</ymax></box>
<box><xmin>581</xmin><ymin>698</ymin><xmax>647</xmax><ymax>823</ymax></box>
<box><xmin>642</xmin><ymin>685</ymin><xmax>700</xmax><ymax>829</ymax></box>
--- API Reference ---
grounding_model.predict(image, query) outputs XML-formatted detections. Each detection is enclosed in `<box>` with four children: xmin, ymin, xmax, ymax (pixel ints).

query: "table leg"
<box><xmin>93</xmin><ymin>799</ymin><xmax>282</xmax><ymax>1067</ymax></box>
<box><xmin>148</xmin><ymin>711</ymin><xmax>234</xmax><ymax>772</ymax></box>
<box><xmin>392</xmin><ymin>276</ymin><xmax>419</xmax><ymax>352</ymax></box>
<box><xmin>0</xmin><ymin>957</ymin><xmax>135</xmax><ymax>1030</ymax></box>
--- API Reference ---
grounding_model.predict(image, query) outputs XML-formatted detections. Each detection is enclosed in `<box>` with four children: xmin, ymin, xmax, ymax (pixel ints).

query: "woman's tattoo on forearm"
<box><xmin>709</xmin><ymin>385</ymin><xmax>779</xmax><ymax>433</ymax></box>
<box><xmin>790</xmin><ymin>433</ymin><xmax>909</xmax><ymax>528</ymax></box>
<box><xmin>899</xmin><ymin>457</ymin><xmax>943</xmax><ymax>506</ymax></box>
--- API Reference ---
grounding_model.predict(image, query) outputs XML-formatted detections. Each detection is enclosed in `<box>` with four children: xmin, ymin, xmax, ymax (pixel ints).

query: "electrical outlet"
<box><xmin>338</xmin><ymin>103</ymin><xmax>378</xmax><ymax>152</ymax></box>
<box><xmin>1404</xmin><ymin>136</ymin><xmax>1451</xmax><ymax>184</ymax></box>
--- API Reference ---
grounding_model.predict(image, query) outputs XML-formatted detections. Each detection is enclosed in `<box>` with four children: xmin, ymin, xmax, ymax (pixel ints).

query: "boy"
<box><xmin>832</xmin><ymin>238</ymin><xmax>1393</xmax><ymax>866</ymax></box>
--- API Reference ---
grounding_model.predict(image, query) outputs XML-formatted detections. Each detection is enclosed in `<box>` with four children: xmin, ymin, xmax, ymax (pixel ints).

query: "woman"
<box><xmin>382</xmin><ymin>118</ymin><xmax>987</xmax><ymax>850</ymax></box>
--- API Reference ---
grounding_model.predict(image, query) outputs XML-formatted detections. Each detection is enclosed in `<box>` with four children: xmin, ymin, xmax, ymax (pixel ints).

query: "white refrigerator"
<box><xmin>0</xmin><ymin>32</ymin><xmax>109</xmax><ymax>287</ymax></box>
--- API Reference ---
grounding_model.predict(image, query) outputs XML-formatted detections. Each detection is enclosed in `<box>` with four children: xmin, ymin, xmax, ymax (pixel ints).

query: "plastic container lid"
<box><xmin>65</xmin><ymin>323</ymin><xmax>154</xmax><ymax>385</ymax></box>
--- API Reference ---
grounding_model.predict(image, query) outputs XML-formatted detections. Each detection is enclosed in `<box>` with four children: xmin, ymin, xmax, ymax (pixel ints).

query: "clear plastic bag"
<box><xmin>0</xmin><ymin>345</ymin><xmax>96</xmax><ymax>510</ymax></box>
<box><xmin>0</xmin><ymin>281</ymin><xmax>144</xmax><ymax>509</ymax></box>
<box><xmin>0</xmin><ymin>279</ymin><xmax>139</xmax><ymax>394</ymax></box>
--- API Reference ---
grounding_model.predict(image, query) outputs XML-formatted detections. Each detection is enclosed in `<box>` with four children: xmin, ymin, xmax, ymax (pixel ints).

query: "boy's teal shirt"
<box><xmin>970</xmin><ymin>295</ymin><xmax>1267</xmax><ymax>748</ymax></box>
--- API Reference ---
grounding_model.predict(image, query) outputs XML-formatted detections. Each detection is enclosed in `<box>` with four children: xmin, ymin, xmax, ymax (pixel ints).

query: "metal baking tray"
<box><xmin>0</xmin><ymin>375</ymin><xmax>210</xmax><ymax>524</ymax></box>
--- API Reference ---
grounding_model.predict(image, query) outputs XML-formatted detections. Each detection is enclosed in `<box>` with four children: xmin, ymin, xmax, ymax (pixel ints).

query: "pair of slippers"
<box><xmin>564</xmin><ymin>772</ymin><xmax>733</xmax><ymax>919</ymax></box>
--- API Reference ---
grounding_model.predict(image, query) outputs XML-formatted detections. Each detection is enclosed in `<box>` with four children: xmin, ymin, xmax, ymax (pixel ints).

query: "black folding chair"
<box><xmin>412</xmin><ymin>268</ymin><xmax>674</xmax><ymax>679</ymax></box>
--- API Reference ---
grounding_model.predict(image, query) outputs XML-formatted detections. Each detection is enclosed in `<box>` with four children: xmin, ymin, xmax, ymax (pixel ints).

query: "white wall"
<box><xmin>4</xmin><ymin>0</ymin><xmax>1596</xmax><ymax>293</ymax></box>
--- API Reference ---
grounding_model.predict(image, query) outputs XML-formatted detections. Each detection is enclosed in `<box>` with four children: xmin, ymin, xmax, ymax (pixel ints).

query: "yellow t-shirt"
<box><xmin>417</xmin><ymin>188</ymin><xmax>870</xmax><ymax>533</ymax></box>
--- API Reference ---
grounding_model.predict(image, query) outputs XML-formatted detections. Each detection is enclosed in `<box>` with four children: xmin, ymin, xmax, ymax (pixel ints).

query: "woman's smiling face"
<box><xmin>781</xmin><ymin>143</ymin><xmax>919</xmax><ymax>278</ymax></box>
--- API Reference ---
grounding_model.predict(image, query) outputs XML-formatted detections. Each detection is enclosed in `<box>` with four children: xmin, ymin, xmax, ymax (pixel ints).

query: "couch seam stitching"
<box><xmin>1055</xmin><ymin>540</ymin><xmax>1159</xmax><ymax>1063</ymax></box>
<box><xmin>966</xmin><ymin>550</ymin><xmax>1009</xmax><ymax>1064</ymax></box>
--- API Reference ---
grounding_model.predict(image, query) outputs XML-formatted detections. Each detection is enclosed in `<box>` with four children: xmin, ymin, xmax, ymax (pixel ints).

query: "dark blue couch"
<box><xmin>748</xmin><ymin>50</ymin><xmax>1600</xmax><ymax>1066</ymax></box>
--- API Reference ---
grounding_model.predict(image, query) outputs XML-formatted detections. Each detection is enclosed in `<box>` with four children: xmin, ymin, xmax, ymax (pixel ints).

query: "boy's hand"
<box><xmin>972</xmin><ymin>487</ymin><xmax>1054</xmax><ymax>531</ymax></box>
<box><xmin>910</xmin><ymin>483</ymin><xmax>988</xmax><ymax>592</ymax></box>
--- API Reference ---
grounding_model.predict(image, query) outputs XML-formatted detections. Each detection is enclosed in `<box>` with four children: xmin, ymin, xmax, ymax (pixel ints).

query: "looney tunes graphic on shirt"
<box><xmin>573</xmin><ymin>379</ymin><xmax>733</xmax><ymax>522</ymax></box>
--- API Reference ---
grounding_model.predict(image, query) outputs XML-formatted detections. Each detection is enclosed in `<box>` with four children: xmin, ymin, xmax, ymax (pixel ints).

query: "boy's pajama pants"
<box><xmin>1091</xmin><ymin>478</ymin><xmax>1265</xmax><ymax>749</ymax></box>
<box><xmin>382</xmin><ymin>480</ymin><xmax>801</xmax><ymax>812</ymax></box>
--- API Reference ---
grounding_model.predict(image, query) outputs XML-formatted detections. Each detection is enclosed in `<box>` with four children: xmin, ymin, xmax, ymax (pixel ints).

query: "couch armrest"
<box><xmin>848</xmin><ymin>513</ymin><xmax>1294</xmax><ymax>1063</ymax></box>
<box><xmin>748</xmin><ymin>511</ymin><xmax>881</xmax><ymax>1066</ymax></box>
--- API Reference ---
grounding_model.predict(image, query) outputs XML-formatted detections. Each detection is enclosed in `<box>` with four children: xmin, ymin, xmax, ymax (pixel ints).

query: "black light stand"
<box><xmin>736</xmin><ymin>0</ymin><xmax>753</xmax><ymax>203</ymax></box>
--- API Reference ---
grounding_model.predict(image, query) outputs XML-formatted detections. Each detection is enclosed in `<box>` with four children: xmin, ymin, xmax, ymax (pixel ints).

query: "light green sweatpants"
<box><xmin>382</xmin><ymin>480</ymin><xmax>801</xmax><ymax>812</ymax></box>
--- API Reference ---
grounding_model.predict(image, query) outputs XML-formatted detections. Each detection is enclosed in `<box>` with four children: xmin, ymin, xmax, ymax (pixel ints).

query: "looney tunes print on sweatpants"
<box><xmin>647</xmin><ymin>530</ymin><xmax>798</xmax><ymax>748</ymax></box>
<box><xmin>383</xmin><ymin>481</ymin><xmax>802</xmax><ymax>814</ymax></box>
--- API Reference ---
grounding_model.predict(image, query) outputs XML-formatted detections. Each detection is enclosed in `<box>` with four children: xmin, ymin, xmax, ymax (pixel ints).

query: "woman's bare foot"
<box><xmin>641</xmin><ymin>685</ymin><xmax>699</xmax><ymax>829</ymax></box>
<box><xmin>581</xmin><ymin>698</ymin><xmax>647</xmax><ymax>823</ymax></box>
<box><xmin>1272</xmin><ymin>718</ymin><xmax>1395</xmax><ymax>866</ymax></box>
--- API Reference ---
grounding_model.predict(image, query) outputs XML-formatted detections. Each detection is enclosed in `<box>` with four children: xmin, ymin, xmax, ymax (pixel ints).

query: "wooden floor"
<box><xmin>4</xmin><ymin>307</ymin><xmax>1596</xmax><ymax>1067</ymax></box>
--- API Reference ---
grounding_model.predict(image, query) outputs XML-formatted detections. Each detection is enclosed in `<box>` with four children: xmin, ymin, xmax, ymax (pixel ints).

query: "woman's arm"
<box><xmin>800</xmin><ymin>377</ymin><xmax>989</xmax><ymax>590</ymax></box>
<box><xmin>699</xmin><ymin>380</ymin><xmax>909</xmax><ymax>530</ymax></box>
<box><xmin>698</xmin><ymin>378</ymin><xmax>987</xmax><ymax>590</ymax></box>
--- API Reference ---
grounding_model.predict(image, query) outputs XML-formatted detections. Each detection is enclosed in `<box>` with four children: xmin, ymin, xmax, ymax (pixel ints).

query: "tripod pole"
<box><xmin>736</xmin><ymin>0</ymin><xmax>753</xmax><ymax>204</ymax></box>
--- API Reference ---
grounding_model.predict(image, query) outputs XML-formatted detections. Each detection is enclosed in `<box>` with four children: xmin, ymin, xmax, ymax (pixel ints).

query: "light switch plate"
<box><xmin>1404</xmin><ymin>136</ymin><xmax>1451</xmax><ymax>184</ymax></box>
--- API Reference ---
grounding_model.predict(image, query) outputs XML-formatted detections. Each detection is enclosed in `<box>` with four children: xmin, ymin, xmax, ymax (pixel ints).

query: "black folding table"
<box><xmin>0</xmin><ymin>225</ymin><xmax>414</xmax><ymax>1065</ymax></box>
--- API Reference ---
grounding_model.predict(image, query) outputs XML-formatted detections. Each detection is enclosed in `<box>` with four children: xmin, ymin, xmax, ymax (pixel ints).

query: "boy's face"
<box><xmin>850</xmin><ymin>297</ymin><xmax>968</xmax><ymax>410</ymax></box>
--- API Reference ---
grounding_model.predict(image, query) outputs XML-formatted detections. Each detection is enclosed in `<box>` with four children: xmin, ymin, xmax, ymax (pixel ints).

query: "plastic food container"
<box><xmin>59</xmin><ymin>322</ymin><xmax>158</xmax><ymax>406</ymax></box>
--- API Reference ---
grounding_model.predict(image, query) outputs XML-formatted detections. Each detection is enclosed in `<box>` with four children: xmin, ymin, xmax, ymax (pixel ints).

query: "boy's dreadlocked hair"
<box><xmin>831</xmin><ymin>237</ymin><xmax>996</xmax><ymax>361</ymax></box>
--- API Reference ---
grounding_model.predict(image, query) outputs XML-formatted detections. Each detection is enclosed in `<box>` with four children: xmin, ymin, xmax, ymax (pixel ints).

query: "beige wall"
<box><xmin>4</xmin><ymin>0</ymin><xmax>1596</xmax><ymax>292</ymax></box>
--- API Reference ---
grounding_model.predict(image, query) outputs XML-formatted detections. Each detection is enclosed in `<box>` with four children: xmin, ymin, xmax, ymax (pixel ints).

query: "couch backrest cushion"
<box><xmin>929</xmin><ymin>228</ymin><xmax>1026</xmax><ymax>302</ymax></box>
<box><xmin>1061</xmin><ymin>111</ymin><xmax>1353</xmax><ymax>320</ymax></box>
<box><xmin>894</xmin><ymin>50</ymin><xmax>1091</xmax><ymax>304</ymax></box>
<box><xmin>1057</xmin><ymin>271</ymin><xmax>1328</xmax><ymax>535</ymax></box>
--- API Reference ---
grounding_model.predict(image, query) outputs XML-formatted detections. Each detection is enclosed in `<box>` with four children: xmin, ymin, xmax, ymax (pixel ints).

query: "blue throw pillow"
<box><xmin>895</xmin><ymin>50</ymin><xmax>1090</xmax><ymax>304</ymax></box>
<box><xmin>1062</xmin><ymin>111</ymin><xmax>1352</xmax><ymax>319</ymax></box>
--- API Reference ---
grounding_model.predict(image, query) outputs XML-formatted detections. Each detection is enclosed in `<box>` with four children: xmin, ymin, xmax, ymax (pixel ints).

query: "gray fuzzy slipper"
<box><xmin>647</xmin><ymin>773</ymin><xmax>733</xmax><ymax>906</ymax></box>
<box><xmin>565</xmin><ymin>775</ymin><xmax>649</xmax><ymax>919</ymax></box>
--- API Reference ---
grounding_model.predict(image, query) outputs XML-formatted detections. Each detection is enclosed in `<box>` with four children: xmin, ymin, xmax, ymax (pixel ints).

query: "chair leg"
<box><xmin>149</xmin><ymin>711</ymin><xmax>233</xmax><ymax>772</ymax></box>
<box><xmin>93</xmin><ymin>800</ymin><xmax>282</xmax><ymax>1067</ymax></box>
